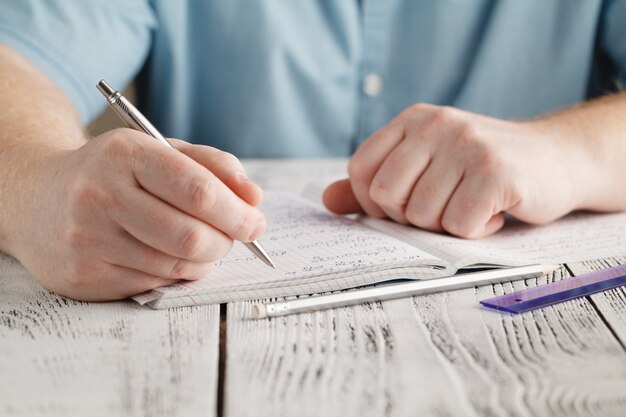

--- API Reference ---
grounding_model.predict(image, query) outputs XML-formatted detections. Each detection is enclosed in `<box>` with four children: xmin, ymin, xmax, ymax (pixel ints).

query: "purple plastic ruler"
<box><xmin>480</xmin><ymin>264</ymin><xmax>626</xmax><ymax>314</ymax></box>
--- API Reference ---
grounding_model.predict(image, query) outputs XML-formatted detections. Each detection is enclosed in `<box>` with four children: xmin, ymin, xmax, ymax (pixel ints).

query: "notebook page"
<box><xmin>134</xmin><ymin>192</ymin><xmax>450</xmax><ymax>306</ymax></box>
<box><xmin>141</xmin><ymin>263</ymin><xmax>454</xmax><ymax>308</ymax></box>
<box><xmin>361</xmin><ymin>211</ymin><xmax>626</xmax><ymax>268</ymax></box>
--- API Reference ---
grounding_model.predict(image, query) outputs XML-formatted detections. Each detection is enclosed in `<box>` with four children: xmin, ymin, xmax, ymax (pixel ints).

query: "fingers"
<box><xmin>130</xmin><ymin>140</ymin><xmax>266</xmax><ymax>242</ymax></box>
<box><xmin>347</xmin><ymin>121</ymin><xmax>406</xmax><ymax>218</ymax></box>
<box><xmin>101</xmin><ymin>229</ymin><xmax>214</xmax><ymax>280</ymax></box>
<box><xmin>342</xmin><ymin>104</ymin><xmax>518</xmax><ymax>239</ymax></box>
<box><xmin>441</xmin><ymin>177</ymin><xmax>506</xmax><ymax>239</ymax></box>
<box><xmin>323</xmin><ymin>179</ymin><xmax>363</xmax><ymax>214</ymax></box>
<box><xmin>113</xmin><ymin>186</ymin><xmax>234</xmax><ymax>262</ymax></box>
<box><xmin>369</xmin><ymin>138</ymin><xmax>431</xmax><ymax>223</ymax></box>
<box><xmin>170</xmin><ymin>139</ymin><xmax>263</xmax><ymax>206</ymax></box>
<box><xmin>482</xmin><ymin>213</ymin><xmax>506</xmax><ymax>236</ymax></box>
<box><xmin>405</xmin><ymin>156</ymin><xmax>464</xmax><ymax>232</ymax></box>
<box><xmin>370</xmin><ymin>147</ymin><xmax>502</xmax><ymax>238</ymax></box>
<box><xmin>86</xmin><ymin>265</ymin><xmax>179</xmax><ymax>302</ymax></box>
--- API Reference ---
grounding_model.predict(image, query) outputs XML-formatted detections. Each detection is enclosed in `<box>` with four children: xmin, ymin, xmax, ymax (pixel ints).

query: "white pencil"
<box><xmin>251</xmin><ymin>264</ymin><xmax>560</xmax><ymax>319</ymax></box>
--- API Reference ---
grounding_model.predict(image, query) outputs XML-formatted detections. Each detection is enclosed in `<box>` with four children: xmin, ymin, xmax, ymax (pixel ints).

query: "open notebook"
<box><xmin>133</xmin><ymin>191</ymin><xmax>626</xmax><ymax>309</ymax></box>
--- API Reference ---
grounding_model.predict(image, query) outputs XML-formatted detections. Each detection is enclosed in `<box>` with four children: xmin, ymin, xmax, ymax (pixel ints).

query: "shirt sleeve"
<box><xmin>600</xmin><ymin>0</ymin><xmax>626</xmax><ymax>85</ymax></box>
<box><xmin>0</xmin><ymin>0</ymin><xmax>156</xmax><ymax>123</ymax></box>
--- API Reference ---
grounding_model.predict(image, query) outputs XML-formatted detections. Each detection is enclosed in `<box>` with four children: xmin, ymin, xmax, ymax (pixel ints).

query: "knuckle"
<box><xmin>347</xmin><ymin>158</ymin><xmax>368</xmax><ymax>182</ymax></box>
<box><xmin>441</xmin><ymin>212</ymin><xmax>475</xmax><ymax>239</ymax></box>
<box><xmin>415</xmin><ymin>181</ymin><xmax>437</xmax><ymax>201</ymax></box>
<box><xmin>177</xmin><ymin>226</ymin><xmax>204</xmax><ymax>259</ymax></box>
<box><xmin>408</xmin><ymin>102</ymin><xmax>430</xmax><ymax>114</ymax></box>
<box><xmin>217</xmin><ymin>151</ymin><xmax>241</xmax><ymax>169</ymax></box>
<box><xmin>457</xmin><ymin>123</ymin><xmax>479</xmax><ymax>145</ymax></box>
<box><xmin>70</xmin><ymin>178</ymin><xmax>119</xmax><ymax>211</ymax></box>
<box><xmin>401</xmin><ymin>103</ymin><xmax>430</xmax><ymax>121</ymax></box>
<box><xmin>369</xmin><ymin>183</ymin><xmax>406</xmax><ymax>211</ymax></box>
<box><xmin>189</xmin><ymin>179</ymin><xmax>218</xmax><ymax>213</ymax></box>
<box><xmin>348</xmin><ymin>156</ymin><xmax>376</xmax><ymax>187</ymax></box>
<box><xmin>441</xmin><ymin>216</ymin><xmax>467</xmax><ymax>238</ymax></box>
<box><xmin>429</xmin><ymin>106</ymin><xmax>458</xmax><ymax>126</ymax></box>
<box><xmin>476</xmin><ymin>148</ymin><xmax>504</xmax><ymax>176</ymax></box>
<box><xmin>379</xmin><ymin>146</ymin><xmax>409</xmax><ymax>171</ymax></box>
<box><xmin>405</xmin><ymin>206</ymin><xmax>426</xmax><ymax>227</ymax></box>
<box><xmin>102</xmin><ymin>130</ymin><xmax>138</xmax><ymax>160</ymax></box>
<box><xmin>405</xmin><ymin>203</ymin><xmax>441</xmax><ymax>232</ymax></box>
<box><xmin>169</xmin><ymin>259</ymin><xmax>193</xmax><ymax>279</ymax></box>
<box><xmin>64</xmin><ymin>221</ymin><xmax>91</xmax><ymax>250</ymax></box>
<box><xmin>166</xmin><ymin>157</ymin><xmax>189</xmax><ymax>179</ymax></box>
<box><xmin>68</xmin><ymin>176</ymin><xmax>91</xmax><ymax>206</ymax></box>
<box><xmin>368</xmin><ymin>182</ymin><xmax>385</xmax><ymax>205</ymax></box>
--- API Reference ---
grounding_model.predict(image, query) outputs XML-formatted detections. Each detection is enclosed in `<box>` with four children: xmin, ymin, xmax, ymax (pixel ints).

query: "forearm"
<box><xmin>0</xmin><ymin>45</ymin><xmax>87</xmax><ymax>255</ymax></box>
<box><xmin>530</xmin><ymin>91</ymin><xmax>626</xmax><ymax>212</ymax></box>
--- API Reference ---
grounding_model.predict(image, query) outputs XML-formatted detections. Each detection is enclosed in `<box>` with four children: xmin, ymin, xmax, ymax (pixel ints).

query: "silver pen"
<box><xmin>96</xmin><ymin>79</ymin><xmax>275</xmax><ymax>269</ymax></box>
<box><xmin>251</xmin><ymin>264</ymin><xmax>560</xmax><ymax>318</ymax></box>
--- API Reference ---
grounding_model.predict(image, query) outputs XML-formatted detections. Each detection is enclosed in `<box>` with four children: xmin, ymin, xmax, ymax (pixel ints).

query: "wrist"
<box><xmin>528</xmin><ymin>117</ymin><xmax>598</xmax><ymax>211</ymax></box>
<box><xmin>0</xmin><ymin>141</ymin><xmax>73</xmax><ymax>257</ymax></box>
<box><xmin>524</xmin><ymin>116</ymin><xmax>610</xmax><ymax>212</ymax></box>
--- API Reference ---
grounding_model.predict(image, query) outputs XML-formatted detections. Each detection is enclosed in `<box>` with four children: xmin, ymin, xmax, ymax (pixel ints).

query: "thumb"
<box><xmin>323</xmin><ymin>179</ymin><xmax>364</xmax><ymax>215</ymax></box>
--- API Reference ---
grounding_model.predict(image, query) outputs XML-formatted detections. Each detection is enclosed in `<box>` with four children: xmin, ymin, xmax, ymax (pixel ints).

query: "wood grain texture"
<box><xmin>225</xmin><ymin>266</ymin><xmax>626</xmax><ymax>417</ymax></box>
<box><xmin>0</xmin><ymin>254</ymin><xmax>220</xmax><ymax>417</ymax></box>
<box><xmin>0</xmin><ymin>159</ymin><xmax>344</xmax><ymax>416</ymax></box>
<box><xmin>565</xmin><ymin>257</ymin><xmax>626</xmax><ymax>349</ymax></box>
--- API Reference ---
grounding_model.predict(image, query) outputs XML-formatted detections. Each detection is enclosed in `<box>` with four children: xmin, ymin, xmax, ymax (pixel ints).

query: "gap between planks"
<box><xmin>218</xmin><ymin>303</ymin><xmax>227</xmax><ymax>417</ymax></box>
<box><xmin>564</xmin><ymin>257</ymin><xmax>626</xmax><ymax>351</ymax></box>
<box><xmin>223</xmin><ymin>263</ymin><xmax>626</xmax><ymax>417</ymax></box>
<box><xmin>562</xmin><ymin>262</ymin><xmax>626</xmax><ymax>351</ymax></box>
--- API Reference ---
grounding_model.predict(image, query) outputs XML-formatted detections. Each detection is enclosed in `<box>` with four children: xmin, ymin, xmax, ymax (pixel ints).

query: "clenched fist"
<box><xmin>324</xmin><ymin>103</ymin><xmax>591</xmax><ymax>238</ymax></box>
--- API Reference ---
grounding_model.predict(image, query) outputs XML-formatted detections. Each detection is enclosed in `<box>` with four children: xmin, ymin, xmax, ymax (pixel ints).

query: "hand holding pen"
<box><xmin>97</xmin><ymin>80</ymin><xmax>275</xmax><ymax>269</ymax></box>
<box><xmin>11</xmin><ymin>78</ymin><xmax>271</xmax><ymax>303</ymax></box>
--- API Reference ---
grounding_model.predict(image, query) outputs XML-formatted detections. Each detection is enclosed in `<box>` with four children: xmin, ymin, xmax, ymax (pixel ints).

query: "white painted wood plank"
<box><xmin>0</xmin><ymin>159</ymin><xmax>343</xmax><ymax>416</ymax></box>
<box><xmin>225</xmin><ymin>266</ymin><xmax>626</xmax><ymax>417</ymax></box>
<box><xmin>0</xmin><ymin>254</ymin><xmax>219</xmax><ymax>417</ymax></box>
<box><xmin>565</xmin><ymin>257</ymin><xmax>626</xmax><ymax>348</ymax></box>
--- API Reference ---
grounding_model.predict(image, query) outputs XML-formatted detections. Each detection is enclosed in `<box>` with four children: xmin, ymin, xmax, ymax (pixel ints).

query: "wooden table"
<box><xmin>1</xmin><ymin>159</ymin><xmax>625</xmax><ymax>417</ymax></box>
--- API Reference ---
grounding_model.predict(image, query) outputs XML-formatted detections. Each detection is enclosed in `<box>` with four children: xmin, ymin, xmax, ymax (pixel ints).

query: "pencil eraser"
<box><xmin>251</xmin><ymin>304</ymin><xmax>267</xmax><ymax>319</ymax></box>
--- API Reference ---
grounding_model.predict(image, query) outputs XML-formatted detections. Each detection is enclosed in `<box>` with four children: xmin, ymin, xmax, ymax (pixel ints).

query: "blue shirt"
<box><xmin>1</xmin><ymin>1</ymin><xmax>625</xmax><ymax>158</ymax></box>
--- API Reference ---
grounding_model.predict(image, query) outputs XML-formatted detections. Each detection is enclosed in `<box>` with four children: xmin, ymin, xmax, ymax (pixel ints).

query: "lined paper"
<box><xmin>134</xmin><ymin>185</ymin><xmax>626</xmax><ymax>309</ymax></box>
<box><xmin>362</xmin><ymin>211</ymin><xmax>626</xmax><ymax>268</ymax></box>
<box><xmin>133</xmin><ymin>193</ymin><xmax>452</xmax><ymax>307</ymax></box>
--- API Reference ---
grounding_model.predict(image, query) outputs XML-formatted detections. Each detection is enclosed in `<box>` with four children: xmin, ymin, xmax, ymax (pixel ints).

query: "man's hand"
<box><xmin>9</xmin><ymin>129</ymin><xmax>266</xmax><ymax>301</ymax></box>
<box><xmin>0</xmin><ymin>46</ymin><xmax>267</xmax><ymax>302</ymax></box>
<box><xmin>324</xmin><ymin>103</ymin><xmax>597</xmax><ymax>239</ymax></box>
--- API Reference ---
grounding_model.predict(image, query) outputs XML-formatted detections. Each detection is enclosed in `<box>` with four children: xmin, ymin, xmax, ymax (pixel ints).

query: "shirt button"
<box><xmin>362</xmin><ymin>73</ymin><xmax>384</xmax><ymax>97</ymax></box>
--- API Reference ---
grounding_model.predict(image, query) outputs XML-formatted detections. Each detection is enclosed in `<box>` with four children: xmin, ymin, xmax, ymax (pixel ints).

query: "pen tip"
<box><xmin>262</xmin><ymin>257</ymin><xmax>276</xmax><ymax>269</ymax></box>
<box><xmin>245</xmin><ymin>240</ymin><xmax>277</xmax><ymax>269</ymax></box>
